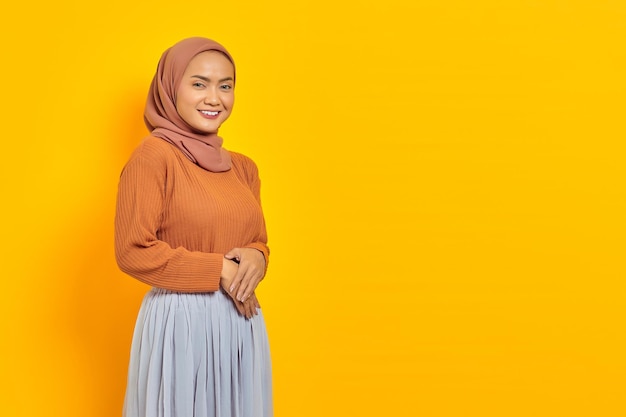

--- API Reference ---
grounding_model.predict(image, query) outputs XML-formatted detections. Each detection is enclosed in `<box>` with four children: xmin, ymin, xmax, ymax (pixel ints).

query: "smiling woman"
<box><xmin>115</xmin><ymin>38</ymin><xmax>273</xmax><ymax>417</ymax></box>
<box><xmin>175</xmin><ymin>51</ymin><xmax>235</xmax><ymax>134</ymax></box>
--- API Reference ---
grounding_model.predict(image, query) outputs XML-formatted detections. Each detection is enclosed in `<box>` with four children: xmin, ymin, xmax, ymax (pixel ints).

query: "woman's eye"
<box><xmin>193</xmin><ymin>82</ymin><xmax>205</xmax><ymax>88</ymax></box>
<box><xmin>220</xmin><ymin>84</ymin><xmax>233</xmax><ymax>90</ymax></box>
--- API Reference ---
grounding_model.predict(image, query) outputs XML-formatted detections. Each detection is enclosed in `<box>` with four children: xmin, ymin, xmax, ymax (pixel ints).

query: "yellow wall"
<box><xmin>1</xmin><ymin>1</ymin><xmax>625</xmax><ymax>416</ymax></box>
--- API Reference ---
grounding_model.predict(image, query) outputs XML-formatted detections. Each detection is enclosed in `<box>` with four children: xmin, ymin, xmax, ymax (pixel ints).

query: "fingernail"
<box><xmin>230</xmin><ymin>286</ymin><xmax>235</xmax><ymax>292</ymax></box>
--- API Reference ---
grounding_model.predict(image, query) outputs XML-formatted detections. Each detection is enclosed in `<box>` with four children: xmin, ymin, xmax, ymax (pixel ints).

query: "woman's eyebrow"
<box><xmin>191</xmin><ymin>75</ymin><xmax>234</xmax><ymax>82</ymax></box>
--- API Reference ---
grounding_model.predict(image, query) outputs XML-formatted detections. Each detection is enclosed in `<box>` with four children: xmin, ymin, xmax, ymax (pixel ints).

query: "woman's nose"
<box><xmin>204</xmin><ymin>90</ymin><xmax>219</xmax><ymax>105</ymax></box>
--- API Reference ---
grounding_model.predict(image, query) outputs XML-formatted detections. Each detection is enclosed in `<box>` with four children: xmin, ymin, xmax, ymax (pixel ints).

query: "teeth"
<box><xmin>201</xmin><ymin>111</ymin><xmax>219</xmax><ymax>116</ymax></box>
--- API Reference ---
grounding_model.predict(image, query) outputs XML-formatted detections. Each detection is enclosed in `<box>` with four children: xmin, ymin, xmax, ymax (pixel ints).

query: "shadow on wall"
<box><xmin>62</xmin><ymin>88</ymin><xmax>151</xmax><ymax>416</ymax></box>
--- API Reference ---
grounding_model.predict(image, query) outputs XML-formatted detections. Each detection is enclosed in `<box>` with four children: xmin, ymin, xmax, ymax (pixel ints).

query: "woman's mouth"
<box><xmin>199</xmin><ymin>110</ymin><xmax>220</xmax><ymax>119</ymax></box>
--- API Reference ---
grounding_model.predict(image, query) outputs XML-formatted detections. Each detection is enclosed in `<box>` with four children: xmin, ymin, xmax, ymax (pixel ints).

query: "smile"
<box><xmin>198</xmin><ymin>110</ymin><xmax>221</xmax><ymax>120</ymax></box>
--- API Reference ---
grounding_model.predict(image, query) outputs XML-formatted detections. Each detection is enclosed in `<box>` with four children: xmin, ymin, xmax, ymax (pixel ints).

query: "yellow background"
<box><xmin>1</xmin><ymin>1</ymin><xmax>625</xmax><ymax>416</ymax></box>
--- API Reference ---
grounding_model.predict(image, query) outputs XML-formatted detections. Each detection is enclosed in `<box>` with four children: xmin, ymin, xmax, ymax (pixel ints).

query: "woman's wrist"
<box><xmin>220</xmin><ymin>258</ymin><xmax>238</xmax><ymax>288</ymax></box>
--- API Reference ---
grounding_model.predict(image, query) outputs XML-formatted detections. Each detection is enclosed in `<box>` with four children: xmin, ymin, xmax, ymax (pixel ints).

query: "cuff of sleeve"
<box><xmin>162</xmin><ymin>251</ymin><xmax>223</xmax><ymax>292</ymax></box>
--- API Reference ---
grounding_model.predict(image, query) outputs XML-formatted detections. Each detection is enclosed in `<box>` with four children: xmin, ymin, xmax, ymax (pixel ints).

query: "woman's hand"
<box><xmin>224</xmin><ymin>248</ymin><xmax>266</xmax><ymax>302</ymax></box>
<box><xmin>220</xmin><ymin>258</ymin><xmax>260</xmax><ymax>319</ymax></box>
<box><xmin>227</xmin><ymin>291</ymin><xmax>260</xmax><ymax>319</ymax></box>
<box><xmin>243</xmin><ymin>293</ymin><xmax>261</xmax><ymax>318</ymax></box>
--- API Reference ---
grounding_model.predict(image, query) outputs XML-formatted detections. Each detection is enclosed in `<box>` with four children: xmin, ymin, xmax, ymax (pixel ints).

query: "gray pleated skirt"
<box><xmin>123</xmin><ymin>288</ymin><xmax>272</xmax><ymax>417</ymax></box>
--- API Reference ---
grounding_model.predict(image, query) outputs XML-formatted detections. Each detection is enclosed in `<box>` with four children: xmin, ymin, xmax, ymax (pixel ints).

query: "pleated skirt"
<box><xmin>123</xmin><ymin>288</ymin><xmax>272</xmax><ymax>417</ymax></box>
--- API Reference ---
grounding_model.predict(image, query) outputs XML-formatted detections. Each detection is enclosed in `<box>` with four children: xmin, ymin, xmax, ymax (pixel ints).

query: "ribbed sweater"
<box><xmin>115</xmin><ymin>136</ymin><xmax>269</xmax><ymax>292</ymax></box>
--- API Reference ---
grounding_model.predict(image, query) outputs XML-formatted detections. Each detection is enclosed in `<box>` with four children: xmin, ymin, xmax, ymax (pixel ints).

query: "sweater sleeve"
<box><xmin>114</xmin><ymin>143</ymin><xmax>223</xmax><ymax>292</ymax></box>
<box><xmin>238</xmin><ymin>155</ymin><xmax>270</xmax><ymax>269</ymax></box>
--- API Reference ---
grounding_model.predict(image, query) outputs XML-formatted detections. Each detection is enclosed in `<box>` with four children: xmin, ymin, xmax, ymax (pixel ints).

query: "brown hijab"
<box><xmin>144</xmin><ymin>37</ymin><xmax>234</xmax><ymax>172</ymax></box>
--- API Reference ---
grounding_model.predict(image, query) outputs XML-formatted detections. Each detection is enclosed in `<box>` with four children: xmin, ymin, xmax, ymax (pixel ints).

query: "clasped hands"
<box><xmin>220</xmin><ymin>247</ymin><xmax>266</xmax><ymax>319</ymax></box>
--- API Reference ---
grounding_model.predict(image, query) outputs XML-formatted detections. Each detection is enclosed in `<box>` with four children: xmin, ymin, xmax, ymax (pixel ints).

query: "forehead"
<box><xmin>184</xmin><ymin>51</ymin><xmax>235</xmax><ymax>76</ymax></box>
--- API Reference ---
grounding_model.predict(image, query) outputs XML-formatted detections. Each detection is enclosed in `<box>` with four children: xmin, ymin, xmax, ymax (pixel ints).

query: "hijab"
<box><xmin>144</xmin><ymin>37</ymin><xmax>234</xmax><ymax>172</ymax></box>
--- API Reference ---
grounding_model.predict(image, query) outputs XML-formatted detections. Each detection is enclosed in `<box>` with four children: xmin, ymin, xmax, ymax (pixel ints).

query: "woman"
<box><xmin>115</xmin><ymin>37</ymin><xmax>272</xmax><ymax>417</ymax></box>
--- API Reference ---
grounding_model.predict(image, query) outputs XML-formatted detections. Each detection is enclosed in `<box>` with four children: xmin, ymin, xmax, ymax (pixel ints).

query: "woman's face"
<box><xmin>176</xmin><ymin>51</ymin><xmax>235</xmax><ymax>134</ymax></box>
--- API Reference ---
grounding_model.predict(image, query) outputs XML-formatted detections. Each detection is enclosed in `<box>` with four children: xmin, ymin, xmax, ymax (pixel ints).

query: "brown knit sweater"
<box><xmin>115</xmin><ymin>136</ymin><xmax>269</xmax><ymax>292</ymax></box>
